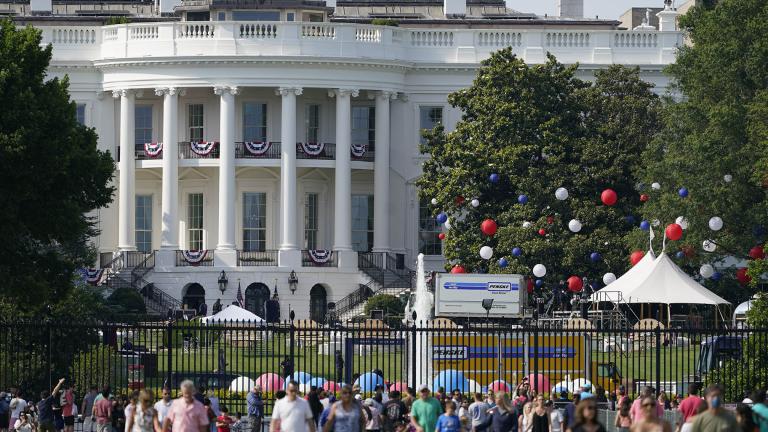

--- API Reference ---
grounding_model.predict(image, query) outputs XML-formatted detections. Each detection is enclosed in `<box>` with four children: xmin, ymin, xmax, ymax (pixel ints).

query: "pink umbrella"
<box><xmin>323</xmin><ymin>381</ymin><xmax>342</xmax><ymax>392</ymax></box>
<box><xmin>488</xmin><ymin>380</ymin><xmax>511</xmax><ymax>393</ymax></box>
<box><xmin>255</xmin><ymin>373</ymin><xmax>284</xmax><ymax>392</ymax></box>
<box><xmin>526</xmin><ymin>374</ymin><xmax>551</xmax><ymax>394</ymax></box>
<box><xmin>389</xmin><ymin>382</ymin><xmax>409</xmax><ymax>392</ymax></box>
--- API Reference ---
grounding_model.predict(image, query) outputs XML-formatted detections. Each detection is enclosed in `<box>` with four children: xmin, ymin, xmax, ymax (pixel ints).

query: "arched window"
<box><xmin>182</xmin><ymin>283</ymin><xmax>206</xmax><ymax>313</ymax></box>
<box><xmin>245</xmin><ymin>283</ymin><xmax>271</xmax><ymax>318</ymax></box>
<box><xmin>309</xmin><ymin>284</ymin><xmax>328</xmax><ymax>323</ymax></box>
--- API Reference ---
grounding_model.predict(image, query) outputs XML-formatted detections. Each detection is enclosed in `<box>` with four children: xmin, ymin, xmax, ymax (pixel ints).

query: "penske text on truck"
<box><xmin>434</xmin><ymin>274</ymin><xmax>527</xmax><ymax>318</ymax></box>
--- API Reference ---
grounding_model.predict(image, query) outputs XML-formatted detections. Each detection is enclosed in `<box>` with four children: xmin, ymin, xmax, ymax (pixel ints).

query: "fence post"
<box><xmin>410</xmin><ymin>311</ymin><xmax>417</xmax><ymax>390</ymax></box>
<box><xmin>166</xmin><ymin>320</ymin><xmax>173</xmax><ymax>389</ymax></box>
<box><xmin>655</xmin><ymin>324</ymin><xmax>661</xmax><ymax>395</ymax></box>
<box><xmin>289</xmin><ymin>310</ymin><xmax>296</xmax><ymax>381</ymax></box>
<box><xmin>47</xmin><ymin>319</ymin><xmax>53</xmax><ymax>390</ymax></box>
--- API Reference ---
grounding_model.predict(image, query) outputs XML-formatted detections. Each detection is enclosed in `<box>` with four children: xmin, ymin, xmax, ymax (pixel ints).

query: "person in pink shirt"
<box><xmin>162</xmin><ymin>380</ymin><xmax>210</xmax><ymax>432</ymax></box>
<box><xmin>630</xmin><ymin>387</ymin><xmax>663</xmax><ymax>423</ymax></box>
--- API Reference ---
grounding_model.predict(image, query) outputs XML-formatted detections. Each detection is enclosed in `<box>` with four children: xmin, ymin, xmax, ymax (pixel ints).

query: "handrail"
<box><xmin>335</xmin><ymin>284</ymin><xmax>375</xmax><ymax>318</ymax></box>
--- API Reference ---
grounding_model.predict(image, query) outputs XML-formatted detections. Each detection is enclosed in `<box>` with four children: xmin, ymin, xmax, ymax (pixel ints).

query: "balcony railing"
<box><xmin>351</xmin><ymin>143</ymin><xmax>375</xmax><ymax>162</ymax></box>
<box><xmin>235</xmin><ymin>141</ymin><xmax>281</xmax><ymax>159</ymax></box>
<box><xmin>301</xmin><ymin>250</ymin><xmax>338</xmax><ymax>267</ymax></box>
<box><xmin>237</xmin><ymin>250</ymin><xmax>279</xmax><ymax>266</ymax></box>
<box><xmin>135</xmin><ymin>143</ymin><xmax>162</xmax><ymax>160</ymax></box>
<box><xmin>176</xmin><ymin>250</ymin><xmax>215</xmax><ymax>267</ymax></box>
<box><xmin>179</xmin><ymin>141</ymin><xmax>220</xmax><ymax>159</ymax></box>
<box><xmin>297</xmin><ymin>142</ymin><xmax>335</xmax><ymax>160</ymax></box>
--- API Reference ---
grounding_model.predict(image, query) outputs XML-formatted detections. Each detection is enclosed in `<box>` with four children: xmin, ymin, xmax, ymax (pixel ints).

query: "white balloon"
<box><xmin>555</xmin><ymin>187</ymin><xmax>569</xmax><ymax>201</ymax></box>
<box><xmin>479</xmin><ymin>246</ymin><xmax>494</xmax><ymax>260</ymax></box>
<box><xmin>465</xmin><ymin>379</ymin><xmax>482</xmax><ymax>393</ymax></box>
<box><xmin>652</xmin><ymin>219</ymin><xmax>660</xmax><ymax>227</ymax></box>
<box><xmin>532</xmin><ymin>264</ymin><xmax>547</xmax><ymax>278</ymax></box>
<box><xmin>522</xmin><ymin>221</ymin><xmax>532</xmax><ymax>228</ymax></box>
<box><xmin>651</xmin><ymin>182</ymin><xmax>661</xmax><ymax>190</ymax></box>
<box><xmin>724</xmin><ymin>174</ymin><xmax>733</xmax><ymax>183</ymax></box>
<box><xmin>568</xmin><ymin>219</ymin><xmax>583</xmax><ymax>233</ymax></box>
<box><xmin>603</xmin><ymin>273</ymin><xmax>617</xmax><ymax>285</ymax></box>
<box><xmin>444</xmin><ymin>219</ymin><xmax>452</xmax><ymax>230</ymax></box>
<box><xmin>675</xmin><ymin>216</ymin><xmax>689</xmax><ymax>230</ymax></box>
<box><xmin>699</xmin><ymin>264</ymin><xmax>715</xmax><ymax>279</ymax></box>
<box><xmin>703</xmin><ymin>240</ymin><xmax>717</xmax><ymax>252</ymax></box>
<box><xmin>470</xmin><ymin>199</ymin><xmax>480</xmax><ymax>208</ymax></box>
<box><xmin>430</xmin><ymin>198</ymin><xmax>438</xmax><ymax>205</ymax></box>
<box><xmin>709</xmin><ymin>216</ymin><xmax>723</xmax><ymax>231</ymax></box>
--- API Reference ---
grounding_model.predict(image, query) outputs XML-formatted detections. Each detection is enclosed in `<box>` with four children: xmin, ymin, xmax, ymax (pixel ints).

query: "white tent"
<box><xmin>590</xmin><ymin>252</ymin><xmax>730</xmax><ymax>306</ymax></box>
<box><xmin>201</xmin><ymin>305</ymin><xmax>266</xmax><ymax>325</ymax></box>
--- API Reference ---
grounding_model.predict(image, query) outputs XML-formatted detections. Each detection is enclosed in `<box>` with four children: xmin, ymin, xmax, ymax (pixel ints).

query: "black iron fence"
<box><xmin>1</xmin><ymin>319</ymin><xmax>766</xmax><ymax>416</ymax></box>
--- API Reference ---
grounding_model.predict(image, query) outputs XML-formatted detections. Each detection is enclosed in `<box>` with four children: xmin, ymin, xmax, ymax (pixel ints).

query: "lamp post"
<box><xmin>288</xmin><ymin>270</ymin><xmax>298</xmax><ymax>294</ymax></box>
<box><xmin>218</xmin><ymin>270</ymin><xmax>228</xmax><ymax>295</ymax></box>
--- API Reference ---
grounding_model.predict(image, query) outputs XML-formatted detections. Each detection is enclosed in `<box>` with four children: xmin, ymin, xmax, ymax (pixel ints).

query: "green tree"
<box><xmin>364</xmin><ymin>294</ymin><xmax>405</xmax><ymax>326</ymax></box>
<box><xmin>107</xmin><ymin>288</ymin><xmax>147</xmax><ymax>314</ymax></box>
<box><xmin>0</xmin><ymin>21</ymin><xmax>115</xmax><ymax>310</ymax></box>
<box><xmin>417</xmin><ymin>49</ymin><xmax>660</xmax><ymax>288</ymax></box>
<box><xmin>633</xmin><ymin>0</ymin><xmax>768</xmax><ymax>304</ymax></box>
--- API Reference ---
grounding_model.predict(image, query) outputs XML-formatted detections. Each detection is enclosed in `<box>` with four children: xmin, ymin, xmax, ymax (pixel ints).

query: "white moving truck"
<box><xmin>434</xmin><ymin>274</ymin><xmax>529</xmax><ymax>318</ymax></box>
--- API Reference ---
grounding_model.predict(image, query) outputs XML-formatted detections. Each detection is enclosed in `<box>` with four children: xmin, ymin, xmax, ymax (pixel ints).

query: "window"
<box><xmin>217</xmin><ymin>12</ymin><xmax>226</xmax><ymax>20</ymax></box>
<box><xmin>75</xmin><ymin>103</ymin><xmax>86</xmax><ymax>125</ymax></box>
<box><xmin>243</xmin><ymin>102</ymin><xmax>268</xmax><ymax>142</ymax></box>
<box><xmin>188</xmin><ymin>104</ymin><xmax>204</xmax><ymax>142</ymax></box>
<box><xmin>286</xmin><ymin>12</ymin><xmax>295</xmax><ymax>21</ymax></box>
<box><xmin>243</xmin><ymin>192</ymin><xmax>267</xmax><ymax>252</ymax></box>
<box><xmin>305</xmin><ymin>104</ymin><xmax>320</xmax><ymax>143</ymax></box>
<box><xmin>352</xmin><ymin>195</ymin><xmax>374</xmax><ymax>252</ymax></box>
<box><xmin>232</xmin><ymin>11</ymin><xmax>280</xmax><ymax>20</ymax></box>
<box><xmin>188</xmin><ymin>193</ymin><xmax>204</xmax><ymax>250</ymax></box>
<box><xmin>135</xmin><ymin>195</ymin><xmax>152</xmax><ymax>253</ymax></box>
<box><xmin>352</xmin><ymin>106</ymin><xmax>375</xmax><ymax>150</ymax></box>
<box><xmin>419</xmin><ymin>106</ymin><xmax>443</xmax><ymax>144</ymax></box>
<box><xmin>304</xmin><ymin>193</ymin><xmax>319</xmax><ymax>249</ymax></box>
<box><xmin>135</xmin><ymin>105</ymin><xmax>153</xmax><ymax>145</ymax></box>
<box><xmin>419</xmin><ymin>197</ymin><xmax>441</xmax><ymax>255</ymax></box>
<box><xmin>187</xmin><ymin>11</ymin><xmax>210</xmax><ymax>21</ymax></box>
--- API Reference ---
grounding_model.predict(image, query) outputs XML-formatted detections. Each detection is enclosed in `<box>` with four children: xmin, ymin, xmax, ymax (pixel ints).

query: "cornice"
<box><xmin>92</xmin><ymin>56</ymin><xmax>412</xmax><ymax>72</ymax></box>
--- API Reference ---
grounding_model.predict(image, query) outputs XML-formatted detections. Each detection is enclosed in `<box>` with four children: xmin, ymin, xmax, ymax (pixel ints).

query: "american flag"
<box><xmin>236</xmin><ymin>280</ymin><xmax>244</xmax><ymax>308</ymax></box>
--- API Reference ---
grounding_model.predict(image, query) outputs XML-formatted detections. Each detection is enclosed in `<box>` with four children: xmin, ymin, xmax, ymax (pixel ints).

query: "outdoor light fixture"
<box><xmin>217</xmin><ymin>270</ymin><xmax>228</xmax><ymax>295</ymax></box>
<box><xmin>288</xmin><ymin>270</ymin><xmax>298</xmax><ymax>294</ymax></box>
<box><xmin>482</xmin><ymin>298</ymin><xmax>494</xmax><ymax>322</ymax></box>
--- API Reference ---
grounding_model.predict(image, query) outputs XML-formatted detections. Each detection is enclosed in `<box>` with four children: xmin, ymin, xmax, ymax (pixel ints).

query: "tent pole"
<box><xmin>667</xmin><ymin>303</ymin><xmax>671</xmax><ymax>328</ymax></box>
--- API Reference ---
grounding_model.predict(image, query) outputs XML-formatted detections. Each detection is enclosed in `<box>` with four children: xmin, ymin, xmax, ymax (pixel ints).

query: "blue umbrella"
<box><xmin>307</xmin><ymin>377</ymin><xmax>327</xmax><ymax>389</ymax></box>
<box><xmin>291</xmin><ymin>371</ymin><xmax>313</xmax><ymax>384</ymax></box>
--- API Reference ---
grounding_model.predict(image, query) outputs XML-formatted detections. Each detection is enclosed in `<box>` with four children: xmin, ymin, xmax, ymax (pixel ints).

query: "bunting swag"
<box><xmin>85</xmin><ymin>268</ymin><xmax>104</xmax><ymax>285</ymax></box>
<box><xmin>182</xmin><ymin>250</ymin><xmax>208</xmax><ymax>264</ymax></box>
<box><xmin>351</xmin><ymin>143</ymin><xmax>367</xmax><ymax>158</ymax></box>
<box><xmin>144</xmin><ymin>142</ymin><xmax>163</xmax><ymax>157</ymax></box>
<box><xmin>190</xmin><ymin>141</ymin><xmax>217</xmax><ymax>156</ymax></box>
<box><xmin>308</xmin><ymin>249</ymin><xmax>332</xmax><ymax>264</ymax></box>
<box><xmin>300</xmin><ymin>142</ymin><xmax>325</xmax><ymax>157</ymax></box>
<box><xmin>244</xmin><ymin>141</ymin><xmax>271</xmax><ymax>156</ymax></box>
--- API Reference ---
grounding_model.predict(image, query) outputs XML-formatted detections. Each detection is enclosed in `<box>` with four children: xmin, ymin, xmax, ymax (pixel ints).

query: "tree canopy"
<box><xmin>0</xmin><ymin>21</ymin><xmax>114</xmax><ymax>311</ymax></box>
<box><xmin>417</xmin><ymin>49</ymin><xmax>661</xmax><ymax>291</ymax></box>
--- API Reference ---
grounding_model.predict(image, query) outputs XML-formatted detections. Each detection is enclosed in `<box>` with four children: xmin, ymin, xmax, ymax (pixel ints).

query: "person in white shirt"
<box><xmin>153</xmin><ymin>388</ymin><xmax>173</xmax><ymax>425</ymax></box>
<box><xmin>468</xmin><ymin>393</ymin><xmax>490</xmax><ymax>431</ymax></box>
<box><xmin>270</xmin><ymin>382</ymin><xmax>316</xmax><ymax>432</ymax></box>
<box><xmin>9</xmin><ymin>390</ymin><xmax>28</xmax><ymax>430</ymax></box>
<box><xmin>546</xmin><ymin>401</ymin><xmax>564</xmax><ymax>432</ymax></box>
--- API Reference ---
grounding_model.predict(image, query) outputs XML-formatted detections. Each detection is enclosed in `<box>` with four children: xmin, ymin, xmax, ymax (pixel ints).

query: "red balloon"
<box><xmin>538</xmin><ymin>228</ymin><xmax>547</xmax><ymax>236</ymax></box>
<box><xmin>630</xmin><ymin>250</ymin><xmax>645</xmax><ymax>266</ymax></box>
<box><xmin>455</xmin><ymin>195</ymin><xmax>465</xmax><ymax>205</ymax></box>
<box><xmin>450</xmin><ymin>265</ymin><xmax>467</xmax><ymax>274</ymax></box>
<box><xmin>601</xmin><ymin>189</ymin><xmax>618</xmax><ymax>206</ymax></box>
<box><xmin>736</xmin><ymin>268</ymin><xmax>751</xmax><ymax>285</ymax></box>
<box><xmin>665</xmin><ymin>223</ymin><xmax>683</xmax><ymax>241</ymax></box>
<box><xmin>749</xmin><ymin>245</ymin><xmax>765</xmax><ymax>260</ymax></box>
<box><xmin>481</xmin><ymin>219</ymin><xmax>498</xmax><ymax>236</ymax></box>
<box><xmin>526</xmin><ymin>279</ymin><xmax>534</xmax><ymax>294</ymax></box>
<box><xmin>640</xmin><ymin>194</ymin><xmax>650</xmax><ymax>202</ymax></box>
<box><xmin>567</xmin><ymin>276</ymin><xmax>583</xmax><ymax>293</ymax></box>
<box><xmin>438</xmin><ymin>233</ymin><xmax>446</xmax><ymax>240</ymax></box>
<box><xmin>546</xmin><ymin>216</ymin><xmax>554</xmax><ymax>225</ymax></box>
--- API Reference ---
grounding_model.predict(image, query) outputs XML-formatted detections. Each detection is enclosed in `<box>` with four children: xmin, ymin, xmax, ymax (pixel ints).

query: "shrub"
<box><xmin>370</xmin><ymin>18</ymin><xmax>399</xmax><ymax>27</ymax></box>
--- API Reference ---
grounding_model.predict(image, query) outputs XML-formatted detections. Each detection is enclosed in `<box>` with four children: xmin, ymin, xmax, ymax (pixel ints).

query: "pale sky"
<box><xmin>506</xmin><ymin>0</ymin><xmax>666</xmax><ymax>21</ymax></box>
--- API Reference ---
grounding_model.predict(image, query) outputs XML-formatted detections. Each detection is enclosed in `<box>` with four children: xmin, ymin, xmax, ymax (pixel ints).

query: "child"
<box><xmin>216</xmin><ymin>406</ymin><xmax>235</xmax><ymax>432</ymax></box>
<box><xmin>435</xmin><ymin>401</ymin><xmax>462</xmax><ymax>432</ymax></box>
<box><xmin>230</xmin><ymin>413</ymin><xmax>244</xmax><ymax>432</ymax></box>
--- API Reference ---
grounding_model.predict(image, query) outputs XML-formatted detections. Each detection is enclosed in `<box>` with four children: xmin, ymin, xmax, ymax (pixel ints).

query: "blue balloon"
<box><xmin>498</xmin><ymin>258</ymin><xmax>508</xmax><ymax>268</ymax></box>
<box><xmin>711</xmin><ymin>271</ymin><xmax>722</xmax><ymax>281</ymax></box>
<box><xmin>489</xmin><ymin>173</ymin><xmax>500</xmax><ymax>183</ymax></box>
<box><xmin>433</xmin><ymin>370</ymin><xmax>468</xmax><ymax>393</ymax></box>
<box><xmin>518</xmin><ymin>195</ymin><xmax>528</xmax><ymax>205</ymax></box>
<box><xmin>512</xmin><ymin>247</ymin><xmax>523</xmax><ymax>257</ymax></box>
<box><xmin>625</xmin><ymin>215</ymin><xmax>636</xmax><ymax>224</ymax></box>
<box><xmin>355</xmin><ymin>372</ymin><xmax>384</xmax><ymax>392</ymax></box>
<box><xmin>535</xmin><ymin>279</ymin><xmax>544</xmax><ymax>288</ymax></box>
<box><xmin>678</xmin><ymin>187</ymin><xmax>689</xmax><ymax>198</ymax></box>
<box><xmin>307</xmin><ymin>377</ymin><xmax>327</xmax><ymax>389</ymax></box>
<box><xmin>436</xmin><ymin>212</ymin><xmax>448</xmax><ymax>224</ymax></box>
<box><xmin>291</xmin><ymin>371</ymin><xmax>312</xmax><ymax>384</ymax></box>
<box><xmin>640</xmin><ymin>220</ymin><xmax>651</xmax><ymax>231</ymax></box>
<box><xmin>590</xmin><ymin>252</ymin><xmax>601</xmax><ymax>262</ymax></box>
<box><xmin>675</xmin><ymin>251</ymin><xmax>685</xmax><ymax>259</ymax></box>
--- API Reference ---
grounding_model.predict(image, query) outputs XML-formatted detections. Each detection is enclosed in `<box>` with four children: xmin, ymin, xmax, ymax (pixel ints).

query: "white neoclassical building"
<box><xmin>12</xmin><ymin>0</ymin><xmax>685</xmax><ymax>321</ymax></box>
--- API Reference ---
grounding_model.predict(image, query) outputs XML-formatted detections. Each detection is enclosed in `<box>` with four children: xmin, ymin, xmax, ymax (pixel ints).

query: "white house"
<box><xmin>11</xmin><ymin>0</ymin><xmax>684</xmax><ymax>321</ymax></box>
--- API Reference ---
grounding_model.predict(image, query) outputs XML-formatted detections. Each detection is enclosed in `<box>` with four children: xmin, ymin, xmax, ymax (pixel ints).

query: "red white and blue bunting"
<box><xmin>190</xmin><ymin>141</ymin><xmax>217</xmax><ymax>156</ymax></box>
<box><xmin>308</xmin><ymin>249</ymin><xmax>332</xmax><ymax>264</ymax></box>
<box><xmin>182</xmin><ymin>250</ymin><xmax>208</xmax><ymax>264</ymax></box>
<box><xmin>300</xmin><ymin>142</ymin><xmax>325</xmax><ymax>157</ymax></box>
<box><xmin>351</xmin><ymin>143</ymin><xmax>367</xmax><ymax>158</ymax></box>
<box><xmin>244</xmin><ymin>141</ymin><xmax>271</xmax><ymax>156</ymax></box>
<box><xmin>85</xmin><ymin>268</ymin><xmax>104</xmax><ymax>285</ymax></box>
<box><xmin>144</xmin><ymin>142</ymin><xmax>163</xmax><ymax>157</ymax></box>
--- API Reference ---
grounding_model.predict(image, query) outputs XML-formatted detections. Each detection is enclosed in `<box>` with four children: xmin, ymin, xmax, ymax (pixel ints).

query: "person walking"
<box><xmin>519</xmin><ymin>402</ymin><xmax>533</xmax><ymax>432</ymax></box>
<box><xmin>435</xmin><ymin>401</ymin><xmax>461</xmax><ymax>432</ymax></box>
<box><xmin>631</xmin><ymin>388</ymin><xmax>663</xmax><ymax>424</ymax></box>
<box><xmin>162</xmin><ymin>380</ymin><xmax>210</xmax><ymax>432</ymax></box>
<box><xmin>126</xmin><ymin>390</ymin><xmax>159</xmax><ymax>432</ymax></box>
<box><xmin>677</xmin><ymin>384</ymin><xmax>703</xmax><ymax>431</ymax></box>
<box><xmin>154</xmin><ymin>388</ymin><xmax>173</xmax><ymax>426</ymax></box>
<box><xmin>308</xmin><ymin>389</ymin><xmax>324</xmax><ymax>427</ymax></box>
<box><xmin>91</xmin><ymin>387</ymin><xmax>113</xmax><ymax>432</ymax></box>
<box><xmin>567</xmin><ymin>399</ymin><xmax>606</xmax><ymax>432</ymax></box>
<box><xmin>38</xmin><ymin>378</ymin><xmax>66</xmax><ymax>432</ymax></box>
<box><xmin>247</xmin><ymin>385</ymin><xmax>264</xmax><ymax>432</ymax></box>
<box><xmin>629</xmin><ymin>397</ymin><xmax>671</xmax><ymax>432</ymax></box>
<box><xmin>409</xmin><ymin>386</ymin><xmax>442</xmax><ymax>432</ymax></box>
<box><xmin>61</xmin><ymin>385</ymin><xmax>75</xmax><ymax>432</ymax></box>
<box><xmin>322</xmin><ymin>385</ymin><xmax>362</xmax><ymax>432</ymax></box>
<box><xmin>613</xmin><ymin>399</ymin><xmax>631</xmax><ymax>432</ymax></box>
<box><xmin>531</xmin><ymin>396</ymin><xmax>549</xmax><ymax>432</ymax></box>
<box><xmin>272</xmin><ymin>382</ymin><xmax>315</xmax><ymax>432</ymax></box>
<box><xmin>468</xmin><ymin>393</ymin><xmax>490</xmax><ymax>432</ymax></box>
<box><xmin>381</xmin><ymin>390</ymin><xmax>407</xmax><ymax>432</ymax></box>
<box><xmin>690</xmin><ymin>385</ymin><xmax>738</xmax><ymax>432</ymax></box>
<box><xmin>736</xmin><ymin>404</ymin><xmax>759</xmax><ymax>432</ymax></box>
<box><xmin>363</xmin><ymin>399</ymin><xmax>382</xmax><ymax>432</ymax></box>
<box><xmin>475</xmin><ymin>392</ymin><xmax>516</xmax><ymax>432</ymax></box>
<box><xmin>547</xmin><ymin>400</ymin><xmax>564</xmax><ymax>432</ymax></box>
<box><xmin>750</xmin><ymin>390</ymin><xmax>768</xmax><ymax>432</ymax></box>
<box><xmin>679</xmin><ymin>399</ymin><xmax>707</xmax><ymax>432</ymax></box>
<box><xmin>216</xmin><ymin>406</ymin><xmax>235</xmax><ymax>432</ymax></box>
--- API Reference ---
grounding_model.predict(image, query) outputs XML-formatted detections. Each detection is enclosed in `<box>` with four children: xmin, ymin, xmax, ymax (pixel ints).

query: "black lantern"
<box><xmin>218</xmin><ymin>270</ymin><xmax>228</xmax><ymax>295</ymax></box>
<box><xmin>288</xmin><ymin>270</ymin><xmax>298</xmax><ymax>294</ymax></box>
<box><xmin>482</xmin><ymin>298</ymin><xmax>494</xmax><ymax>322</ymax></box>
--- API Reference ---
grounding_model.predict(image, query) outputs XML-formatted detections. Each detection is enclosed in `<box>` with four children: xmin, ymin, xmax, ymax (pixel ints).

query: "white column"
<box><xmin>372</xmin><ymin>91</ymin><xmax>396</xmax><ymax>253</ymax></box>
<box><xmin>329</xmin><ymin>88</ymin><xmax>358</xmax><ymax>252</ymax></box>
<box><xmin>278</xmin><ymin>87</ymin><xmax>303</xmax><ymax>252</ymax></box>
<box><xmin>113</xmin><ymin>89</ymin><xmax>136</xmax><ymax>252</ymax></box>
<box><xmin>215</xmin><ymin>85</ymin><xmax>239</xmax><ymax>251</ymax></box>
<box><xmin>156</xmin><ymin>87</ymin><xmax>180</xmax><ymax>250</ymax></box>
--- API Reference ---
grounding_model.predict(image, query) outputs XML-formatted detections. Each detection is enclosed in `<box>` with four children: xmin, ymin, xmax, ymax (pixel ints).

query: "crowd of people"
<box><xmin>0</xmin><ymin>379</ymin><xmax>766</xmax><ymax>432</ymax></box>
